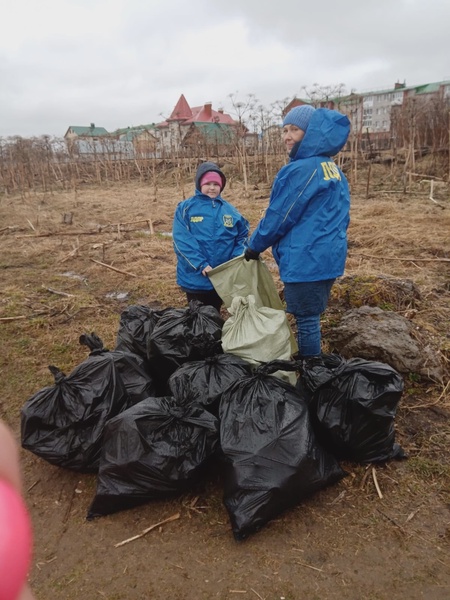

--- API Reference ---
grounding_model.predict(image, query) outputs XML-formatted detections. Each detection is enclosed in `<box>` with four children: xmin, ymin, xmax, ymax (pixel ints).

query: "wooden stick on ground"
<box><xmin>16</xmin><ymin>219</ymin><xmax>154</xmax><ymax>239</ymax></box>
<box><xmin>360</xmin><ymin>465</ymin><xmax>372</xmax><ymax>490</ymax></box>
<box><xmin>42</xmin><ymin>286</ymin><xmax>75</xmax><ymax>298</ymax></box>
<box><xmin>107</xmin><ymin>219</ymin><xmax>153</xmax><ymax>227</ymax></box>
<box><xmin>376</xmin><ymin>508</ymin><xmax>405</xmax><ymax>534</ymax></box>
<box><xmin>114</xmin><ymin>512</ymin><xmax>180</xmax><ymax>548</ymax></box>
<box><xmin>294</xmin><ymin>560</ymin><xmax>324</xmax><ymax>572</ymax></box>
<box><xmin>372</xmin><ymin>467</ymin><xmax>383</xmax><ymax>499</ymax></box>
<box><xmin>350</xmin><ymin>253</ymin><xmax>450</xmax><ymax>263</ymax></box>
<box><xmin>90</xmin><ymin>258</ymin><xmax>137</xmax><ymax>278</ymax></box>
<box><xmin>0</xmin><ymin>315</ymin><xmax>27</xmax><ymax>322</ymax></box>
<box><xmin>17</xmin><ymin>230</ymin><xmax>103</xmax><ymax>238</ymax></box>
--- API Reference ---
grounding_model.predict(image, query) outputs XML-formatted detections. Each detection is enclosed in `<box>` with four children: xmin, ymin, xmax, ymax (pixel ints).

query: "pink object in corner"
<box><xmin>0</xmin><ymin>480</ymin><xmax>32</xmax><ymax>600</ymax></box>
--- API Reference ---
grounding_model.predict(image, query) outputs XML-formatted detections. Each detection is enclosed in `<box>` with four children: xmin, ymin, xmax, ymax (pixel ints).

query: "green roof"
<box><xmin>190</xmin><ymin>122</ymin><xmax>236</xmax><ymax>143</ymax></box>
<box><xmin>326</xmin><ymin>79</ymin><xmax>450</xmax><ymax>107</ymax></box>
<box><xmin>68</xmin><ymin>125</ymin><xmax>108</xmax><ymax>136</ymax></box>
<box><xmin>121</xmin><ymin>130</ymin><xmax>155</xmax><ymax>141</ymax></box>
<box><xmin>362</xmin><ymin>79</ymin><xmax>450</xmax><ymax>97</ymax></box>
<box><xmin>113</xmin><ymin>124</ymin><xmax>157</xmax><ymax>135</ymax></box>
<box><xmin>413</xmin><ymin>82</ymin><xmax>441</xmax><ymax>94</ymax></box>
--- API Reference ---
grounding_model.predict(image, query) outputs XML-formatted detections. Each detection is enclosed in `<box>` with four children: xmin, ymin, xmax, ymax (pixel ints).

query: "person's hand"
<box><xmin>0</xmin><ymin>421</ymin><xmax>35</xmax><ymax>600</ymax></box>
<box><xmin>202</xmin><ymin>265</ymin><xmax>212</xmax><ymax>276</ymax></box>
<box><xmin>244</xmin><ymin>248</ymin><xmax>260</xmax><ymax>261</ymax></box>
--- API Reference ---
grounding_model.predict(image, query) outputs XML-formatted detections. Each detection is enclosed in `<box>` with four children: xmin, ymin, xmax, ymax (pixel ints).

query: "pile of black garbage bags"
<box><xmin>21</xmin><ymin>301</ymin><xmax>405</xmax><ymax>540</ymax></box>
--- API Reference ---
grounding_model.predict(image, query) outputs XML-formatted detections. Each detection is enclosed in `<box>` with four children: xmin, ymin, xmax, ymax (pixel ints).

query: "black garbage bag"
<box><xmin>168</xmin><ymin>350</ymin><xmax>252</xmax><ymax>414</ymax></box>
<box><xmin>219</xmin><ymin>360</ymin><xmax>345</xmax><ymax>541</ymax></box>
<box><xmin>87</xmin><ymin>396</ymin><xmax>220</xmax><ymax>518</ymax></box>
<box><xmin>147</xmin><ymin>300</ymin><xmax>224</xmax><ymax>382</ymax></box>
<box><xmin>21</xmin><ymin>361</ymin><xmax>129</xmax><ymax>472</ymax></box>
<box><xmin>115</xmin><ymin>304</ymin><xmax>168</xmax><ymax>358</ymax></box>
<box><xmin>79</xmin><ymin>332</ymin><xmax>157</xmax><ymax>405</ymax></box>
<box><xmin>298</xmin><ymin>354</ymin><xmax>406</xmax><ymax>463</ymax></box>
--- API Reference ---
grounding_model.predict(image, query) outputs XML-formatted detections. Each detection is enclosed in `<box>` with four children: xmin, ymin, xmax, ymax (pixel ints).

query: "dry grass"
<box><xmin>1</xmin><ymin>163</ymin><xmax>450</xmax><ymax>600</ymax></box>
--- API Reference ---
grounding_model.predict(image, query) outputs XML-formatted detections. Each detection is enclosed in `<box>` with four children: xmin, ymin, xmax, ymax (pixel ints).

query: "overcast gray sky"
<box><xmin>1</xmin><ymin>0</ymin><xmax>449</xmax><ymax>138</ymax></box>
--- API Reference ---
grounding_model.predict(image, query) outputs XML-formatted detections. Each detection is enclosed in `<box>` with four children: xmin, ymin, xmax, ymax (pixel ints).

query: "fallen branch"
<box><xmin>16</xmin><ymin>219</ymin><xmax>155</xmax><ymax>239</ymax></box>
<box><xmin>293</xmin><ymin>560</ymin><xmax>324</xmax><ymax>572</ymax></box>
<box><xmin>411</xmin><ymin>172</ymin><xmax>445</xmax><ymax>181</ymax></box>
<box><xmin>372</xmin><ymin>467</ymin><xmax>383</xmax><ymax>499</ymax></box>
<box><xmin>114</xmin><ymin>512</ymin><xmax>180</xmax><ymax>547</ymax></box>
<box><xmin>350</xmin><ymin>252</ymin><xmax>450</xmax><ymax>263</ymax></box>
<box><xmin>90</xmin><ymin>258</ymin><xmax>137</xmax><ymax>278</ymax></box>
<box><xmin>60</xmin><ymin>247</ymin><xmax>81</xmax><ymax>263</ymax></box>
<box><xmin>16</xmin><ymin>230</ymin><xmax>103</xmax><ymax>239</ymax></box>
<box><xmin>0</xmin><ymin>315</ymin><xmax>27</xmax><ymax>322</ymax></box>
<box><xmin>405</xmin><ymin>506</ymin><xmax>422</xmax><ymax>524</ymax></box>
<box><xmin>359</xmin><ymin>465</ymin><xmax>372</xmax><ymax>490</ymax></box>
<box><xmin>376</xmin><ymin>508</ymin><xmax>405</xmax><ymax>534</ymax></box>
<box><xmin>42</xmin><ymin>286</ymin><xmax>75</xmax><ymax>298</ymax></box>
<box><xmin>108</xmin><ymin>219</ymin><xmax>153</xmax><ymax>228</ymax></box>
<box><xmin>421</xmin><ymin>179</ymin><xmax>447</xmax><ymax>209</ymax></box>
<box><xmin>27</xmin><ymin>479</ymin><xmax>40</xmax><ymax>493</ymax></box>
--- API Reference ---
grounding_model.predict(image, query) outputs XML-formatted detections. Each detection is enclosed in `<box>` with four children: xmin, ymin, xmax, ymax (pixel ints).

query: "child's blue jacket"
<box><xmin>248</xmin><ymin>108</ymin><xmax>351</xmax><ymax>283</ymax></box>
<box><xmin>173</xmin><ymin>191</ymin><xmax>249</xmax><ymax>292</ymax></box>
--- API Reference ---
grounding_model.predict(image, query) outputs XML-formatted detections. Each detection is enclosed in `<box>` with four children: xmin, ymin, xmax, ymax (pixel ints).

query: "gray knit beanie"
<box><xmin>282</xmin><ymin>105</ymin><xmax>315</xmax><ymax>131</ymax></box>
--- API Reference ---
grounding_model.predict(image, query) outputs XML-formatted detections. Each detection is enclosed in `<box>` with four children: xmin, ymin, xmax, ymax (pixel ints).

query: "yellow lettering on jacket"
<box><xmin>190</xmin><ymin>216</ymin><xmax>204</xmax><ymax>223</ymax></box>
<box><xmin>321</xmin><ymin>161</ymin><xmax>341</xmax><ymax>181</ymax></box>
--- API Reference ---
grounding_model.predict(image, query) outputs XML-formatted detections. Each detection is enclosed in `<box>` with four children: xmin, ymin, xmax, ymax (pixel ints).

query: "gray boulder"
<box><xmin>327</xmin><ymin>306</ymin><xmax>444</xmax><ymax>383</ymax></box>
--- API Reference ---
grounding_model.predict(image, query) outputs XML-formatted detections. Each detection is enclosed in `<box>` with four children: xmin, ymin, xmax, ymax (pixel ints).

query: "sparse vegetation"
<box><xmin>1</xmin><ymin>163</ymin><xmax>449</xmax><ymax>599</ymax></box>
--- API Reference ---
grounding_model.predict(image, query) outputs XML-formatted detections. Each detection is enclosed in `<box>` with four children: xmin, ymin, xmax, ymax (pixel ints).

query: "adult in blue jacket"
<box><xmin>173</xmin><ymin>162</ymin><xmax>249</xmax><ymax>312</ymax></box>
<box><xmin>245</xmin><ymin>105</ymin><xmax>351</xmax><ymax>360</ymax></box>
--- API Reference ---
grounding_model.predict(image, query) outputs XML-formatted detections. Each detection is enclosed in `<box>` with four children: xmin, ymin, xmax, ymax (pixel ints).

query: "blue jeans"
<box><xmin>284</xmin><ymin>279</ymin><xmax>335</xmax><ymax>357</ymax></box>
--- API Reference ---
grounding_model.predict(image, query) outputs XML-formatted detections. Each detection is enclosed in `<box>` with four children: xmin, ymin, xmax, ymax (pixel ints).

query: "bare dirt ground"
<box><xmin>1</xmin><ymin>164</ymin><xmax>450</xmax><ymax>600</ymax></box>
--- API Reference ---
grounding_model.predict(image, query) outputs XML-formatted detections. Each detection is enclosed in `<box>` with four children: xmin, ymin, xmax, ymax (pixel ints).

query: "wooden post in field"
<box><xmin>448</xmin><ymin>107</ymin><xmax>450</xmax><ymax>183</ymax></box>
<box><xmin>365</xmin><ymin>162</ymin><xmax>372</xmax><ymax>200</ymax></box>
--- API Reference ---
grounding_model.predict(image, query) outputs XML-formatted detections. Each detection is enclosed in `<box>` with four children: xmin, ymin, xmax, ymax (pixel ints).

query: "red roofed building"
<box><xmin>167</xmin><ymin>94</ymin><xmax>192</xmax><ymax>122</ymax></box>
<box><xmin>156</xmin><ymin>94</ymin><xmax>238</xmax><ymax>154</ymax></box>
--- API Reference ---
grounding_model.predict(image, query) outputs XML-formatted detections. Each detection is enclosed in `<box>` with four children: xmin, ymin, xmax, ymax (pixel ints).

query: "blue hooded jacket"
<box><xmin>248</xmin><ymin>108</ymin><xmax>351</xmax><ymax>283</ymax></box>
<box><xmin>173</xmin><ymin>162</ymin><xmax>249</xmax><ymax>292</ymax></box>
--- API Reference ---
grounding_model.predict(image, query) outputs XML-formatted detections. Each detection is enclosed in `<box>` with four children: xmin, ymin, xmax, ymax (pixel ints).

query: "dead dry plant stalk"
<box><xmin>43</xmin><ymin>286</ymin><xmax>75</xmax><ymax>298</ymax></box>
<box><xmin>250</xmin><ymin>588</ymin><xmax>266</xmax><ymax>600</ymax></box>
<box><xmin>408</xmin><ymin>379</ymin><xmax>450</xmax><ymax>410</ymax></box>
<box><xmin>89</xmin><ymin>258</ymin><xmax>137</xmax><ymax>277</ymax></box>
<box><xmin>293</xmin><ymin>560</ymin><xmax>324</xmax><ymax>573</ymax></box>
<box><xmin>114</xmin><ymin>512</ymin><xmax>180</xmax><ymax>547</ymax></box>
<box><xmin>0</xmin><ymin>315</ymin><xmax>27</xmax><ymax>321</ymax></box>
<box><xmin>350</xmin><ymin>253</ymin><xmax>450</xmax><ymax>263</ymax></box>
<box><xmin>372</xmin><ymin>467</ymin><xmax>383</xmax><ymax>499</ymax></box>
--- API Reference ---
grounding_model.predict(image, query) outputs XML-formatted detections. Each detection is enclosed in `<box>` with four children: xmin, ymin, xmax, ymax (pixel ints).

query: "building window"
<box><xmin>363</xmin><ymin>107</ymin><xmax>372</xmax><ymax>127</ymax></box>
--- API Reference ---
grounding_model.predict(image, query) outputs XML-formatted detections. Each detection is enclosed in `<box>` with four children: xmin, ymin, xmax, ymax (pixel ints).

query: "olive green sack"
<box><xmin>208</xmin><ymin>256</ymin><xmax>298</xmax><ymax>383</ymax></box>
<box><xmin>208</xmin><ymin>255</ymin><xmax>284</xmax><ymax>311</ymax></box>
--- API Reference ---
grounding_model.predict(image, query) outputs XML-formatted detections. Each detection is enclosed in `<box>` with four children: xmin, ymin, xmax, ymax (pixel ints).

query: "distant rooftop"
<box><xmin>359</xmin><ymin>79</ymin><xmax>450</xmax><ymax>96</ymax></box>
<box><xmin>66</xmin><ymin>124</ymin><xmax>109</xmax><ymax>137</ymax></box>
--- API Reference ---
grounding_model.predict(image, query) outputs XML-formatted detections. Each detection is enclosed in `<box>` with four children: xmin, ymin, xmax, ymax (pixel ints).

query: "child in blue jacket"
<box><xmin>173</xmin><ymin>162</ymin><xmax>249</xmax><ymax>312</ymax></box>
<box><xmin>245</xmin><ymin>105</ymin><xmax>351</xmax><ymax>361</ymax></box>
